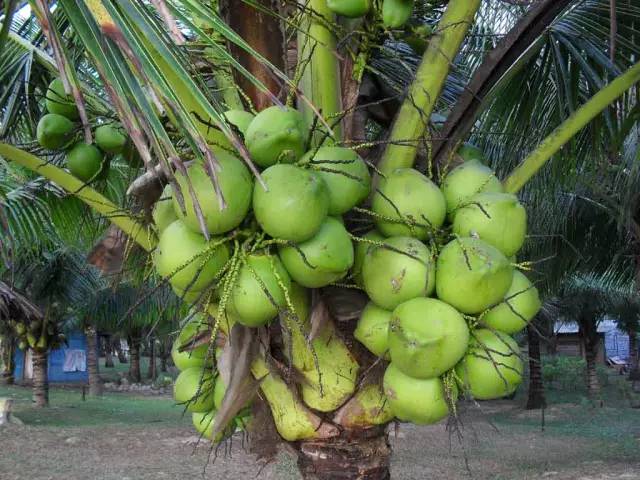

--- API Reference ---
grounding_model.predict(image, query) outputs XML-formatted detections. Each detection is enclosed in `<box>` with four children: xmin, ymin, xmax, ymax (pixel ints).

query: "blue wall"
<box><xmin>13</xmin><ymin>331</ymin><xmax>89</xmax><ymax>383</ymax></box>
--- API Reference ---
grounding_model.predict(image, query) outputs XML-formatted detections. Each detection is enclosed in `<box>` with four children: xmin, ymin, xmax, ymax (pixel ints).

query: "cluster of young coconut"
<box><xmin>35</xmin><ymin>78</ymin><xmax>128</xmax><ymax>182</ymax></box>
<box><xmin>154</xmin><ymin>104</ymin><xmax>540</xmax><ymax>441</ymax></box>
<box><xmin>7</xmin><ymin>307</ymin><xmax>65</xmax><ymax>353</ymax></box>
<box><xmin>326</xmin><ymin>0</ymin><xmax>416</xmax><ymax>29</ymax></box>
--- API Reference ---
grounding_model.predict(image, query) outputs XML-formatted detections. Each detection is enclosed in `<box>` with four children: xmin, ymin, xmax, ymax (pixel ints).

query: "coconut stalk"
<box><xmin>297</xmin><ymin>0</ymin><xmax>343</xmax><ymax>144</ymax></box>
<box><xmin>504</xmin><ymin>60</ymin><xmax>640</xmax><ymax>194</ymax></box>
<box><xmin>0</xmin><ymin>144</ymin><xmax>156</xmax><ymax>252</ymax></box>
<box><xmin>377</xmin><ymin>0</ymin><xmax>481</xmax><ymax>176</ymax></box>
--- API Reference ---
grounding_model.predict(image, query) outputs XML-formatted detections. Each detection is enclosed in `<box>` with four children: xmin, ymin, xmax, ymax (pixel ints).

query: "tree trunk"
<box><xmin>85</xmin><ymin>326</ymin><xmax>102</xmax><ymax>397</ymax></box>
<box><xmin>160</xmin><ymin>338</ymin><xmax>168</xmax><ymax>373</ymax></box>
<box><xmin>147</xmin><ymin>337</ymin><xmax>156</xmax><ymax>380</ymax></box>
<box><xmin>104</xmin><ymin>335</ymin><xmax>115</xmax><ymax>368</ymax></box>
<box><xmin>0</xmin><ymin>336</ymin><xmax>15</xmax><ymax>385</ymax></box>
<box><xmin>628</xmin><ymin>330</ymin><xmax>640</xmax><ymax>380</ymax></box>
<box><xmin>296</xmin><ymin>427</ymin><xmax>391</xmax><ymax>480</ymax></box>
<box><xmin>32</xmin><ymin>349</ymin><xmax>49</xmax><ymax>407</ymax></box>
<box><xmin>526</xmin><ymin>324</ymin><xmax>546</xmax><ymax>409</ymax></box>
<box><xmin>128</xmin><ymin>336</ymin><xmax>141</xmax><ymax>383</ymax></box>
<box><xmin>115</xmin><ymin>337</ymin><xmax>128</xmax><ymax>364</ymax></box>
<box><xmin>584</xmin><ymin>338</ymin><xmax>601</xmax><ymax>399</ymax></box>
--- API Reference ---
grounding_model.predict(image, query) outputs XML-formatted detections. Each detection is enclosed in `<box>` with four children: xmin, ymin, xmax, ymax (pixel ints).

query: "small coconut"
<box><xmin>354</xmin><ymin>302</ymin><xmax>392</xmax><ymax>359</ymax></box>
<box><xmin>174</xmin><ymin>367</ymin><xmax>216</xmax><ymax>413</ymax></box>
<box><xmin>441</xmin><ymin>160</ymin><xmax>503</xmax><ymax>218</ymax></box>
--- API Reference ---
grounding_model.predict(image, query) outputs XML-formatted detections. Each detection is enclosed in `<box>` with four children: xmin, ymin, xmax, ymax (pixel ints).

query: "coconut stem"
<box><xmin>377</xmin><ymin>0</ymin><xmax>481</xmax><ymax>176</ymax></box>
<box><xmin>297</xmin><ymin>0</ymin><xmax>343</xmax><ymax>144</ymax></box>
<box><xmin>504</xmin><ymin>60</ymin><xmax>640</xmax><ymax>194</ymax></box>
<box><xmin>0</xmin><ymin>143</ymin><xmax>157</xmax><ymax>252</ymax></box>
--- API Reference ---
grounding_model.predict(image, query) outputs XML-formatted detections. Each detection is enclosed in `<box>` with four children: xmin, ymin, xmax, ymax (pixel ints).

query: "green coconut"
<box><xmin>457</xmin><ymin>143</ymin><xmax>485</xmax><ymax>163</ymax></box>
<box><xmin>224</xmin><ymin>110</ymin><xmax>255</xmax><ymax>136</ymax></box>
<box><xmin>253</xmin><ymin>164</ymin><xmax>329</xmax><ymax>242</ymax></box>
<box><xmin>152</xmin><ymin>185</ymin><xmax>178</xmax><ymax>233</ymax></box>
<box><xmin>435</xmin><ymin>237</ymin><xmax>513</xmax><ymax>314</ymax></box>
<box><xmin>354</xmin><ymin>302</ymin><xmax>392</xmax><ymax>359</ymax></box>
<box><xmin>228</xmin><ymin>253</ymin><xmax>291</xmax><ymax>327</ymax></box>
<box><xmin>245</xmin><ymin>106</ymin><xmax>307</xmax><ymax>167</ymax></box>
<box><xmin>95</xmin><ymin>124</ymin><xmax>127</xmax><ymax>154</ymax></box>
<box><xmin>388</xmin><ymin>297</ymin><xmax>469</xmax><ymax>379</ymax></box>
<box><xmin>362</xmin><ymin>236</ymin><xmax>435</xmax><ymax>310</ymax></box>
<box><xmin>327</xmin><ymin>0</ymin><xmax>370</xmax><ymax>17</ymax></box>
<box><xmin>173</xmin><ymin>151</ymin><xmax>253</xmax><ymax>235</ymax></box>
<box><xmin>382</xmin><ymin>0</ymin><xmax>414</xmax><ymax>28</ymax></box>
<box><xmin>171</xmin><ymin>315</ymin><xmax>211</xmax><ymax>371</ymax></box>
<box><xmin>481</xmin><ymin>271</ymin><xmax>541</xmax><ymax>335</ymax></box>
<box><xmin>455</xmin><ymin>329</ymin><xmax>523</xmax><ymax>400</ymax></box>
<box><xmin>172</xmin><ymin>284</ymin><xmax>206</xmax><ymax>304</ymax></box>
<box><xmin>45</xmin><ymin>78</ymin><xmax>78</xmax><ymax>119</ymax></box>
<box><xmin>383</xmin><ymin>363</ymin><xmax>455</xmax><ymax>425</ymax></box>
<box><xmin>66</xmin><ymin>143</ymin><xmax>106</xmax><ymax>182</ymax></box>
<box><xmin>372</xmin><ymin>168</ymin><xmax>446</xmax><ymax>240</ymax></box>
<box><xmin>174</xmin><ymin>367</ymin><xmax>216</xmax><ymax>413</ymax></box>
<box><xmin>278</xmin><ymin>217</ymin><xmax>354</xmax><ymax>288</ymax></box>
<box><xmin>452</xmin><ymin>192</ymin><xmax>527</xmax><ymax>257</ymax></box>
<box><xmin>192</xmin><ymin>411</ymin><xmax>236</xmax><ymax>442</ymax></box>
<box><xmin>36</xmin><ymin>113</ymin><xmax>75</xmax><ymax>150</ymax></box>
<box><xmin>154</xmin><ymin>220</ymin><xmax>230</xmax><ymax>292</ymax></box>
<box><xmin>352</xmin><ymin>230</ymin><xmax>385</xmax><ymax>287</ymax></box>
<box><xmin>441</xmin><ymin>160</ymin><xmax>504</xmax><ymax>217</ymax></box>
<box><xmin>301</xmin><ymin>147</ymin><xmax>371</xmax><ymax>215</ymax></box>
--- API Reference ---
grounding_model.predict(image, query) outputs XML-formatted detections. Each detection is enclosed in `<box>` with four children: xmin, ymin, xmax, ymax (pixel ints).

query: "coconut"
<box><xmin>173</xmin><ymin>151</ymin><xmax>253</xmax><ymax>235</ymax></box>
<box><xmin>228</xmin><ymin>253</ymin><xmax>291</xmax><ymax>327</ymax></box>
<box><xmin>302</xmin><ymin>146</ymin><xmax>371</xmax><ymax>215</ymax></box>
<box><xmin>95</xmin><ymin>124</ymin><xmax>127</xmax><ymax>154</ymax></box>
<box><xmin>278</xmin><ymin>217</ymin><xmax>354</xmax><ymax>288</ymax></box>
<box><xmin>481</xmin><ymin>271</ymin><xmax>541</xmax><ymax>334</ymax></box>
<box><xmin>388</xmin><ymin>298</ymin><xmax>469</xmax><ymax>379</ymax></box>
<box><xmin>441</xmin><ymin>160</ymin><xmax>504</xmax><ymax>217</ymax></box>
<box><xmin>383</xmin><ymin>363</ymin><xmax>455</xmax><ymax>424</ymax></box>
<box><xmin>354</xmin><ymin>302</ymin><xmax>392</xmax><ymax>359</ymax></box>
<box><xmin>327</xmin><ymin>0</ymin><xmax>370</xmax><ymax>17</ymax></box>
<box><xmin>452</xmin><ymin>192</ymin><xmax>527</xmax><ymax>256</ymax></box>
<box><xmin>36</xmin><ymin>113</ymin><xmax>74</xmax><ymax>150</ymax></box>
<box><xmin>245</xmin><ymin>106</ymin><xmax>307</xmax><ymax>167</ymax></box>
<box><xmin>352</xmin><ymin>230</ymin><xmax>385</xmax><ymax>287</ymax></box>
<box><xmin>362</xmin><ymin>236</ymin><xmax>435</xmax><ymax>310</ymax></box>
<box><xmin>66</xmin><ymin>143</ymin><xmax>106</xmax><ymax>182</ymax></box>
<box><xmin>152</xmin><ymin>185</ymin><xmax>178</xmax><ymax>233</ymax></box>
<box><xmin>455</xmin><ymin>329</ymin><xmax>523</xmax><ymax>400</ymax></box>
<box><xmin>154</xmin><ymin>220</ymin><xmax>230</xmax><ymax>292</ymax></box>
<box><xmin>372</xmin><ymin>168</ymin><xmax>446</xmax><ymax>239</ymax></box>
<box><xmin>44</xmin><ymin>78</ymin><xmax>78</xmax><ymax>119</ymax></box>
<box><xmin>171</xmin><ymin>315</ymin><xmax>211</xmax><ymax>371</ymax></box>
<box><xmin>174</xmin><ymin>367</ymin><xmax>216</xmax><ymax>412</ymax></box>
<box><xmin>192</xmin><ymin>411</ymin><xmax>236</xmax><ymax>442</ymax></box>
<box><xmin>253</xmin><ymin>164</ymin><xmax>329</xmax><ymax>242</ymax></box>
<box><xmin>436</xmin><ymin>237</ymin><xmax>513</xmax><ymax>314</ymax></box>
<box><xmin>457</xmin><ymin>143</ymin><xmax>485</xmax><ymax>162</ymax></box>
<box><xmin>224</xmin><ymin>110</ymin><xmax>254</xmax><ymax>136</ymax></box>
<box><xmin>382</xmin><ymin>0</ymin><xmax>414</xmax><ymax>28</ymax></box>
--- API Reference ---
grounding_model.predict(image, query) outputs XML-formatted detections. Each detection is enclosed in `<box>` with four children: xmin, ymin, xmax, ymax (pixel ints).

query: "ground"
<box><xmin>0</xmin><ymin>368</ymin><xmax>638</xmax><ymax>480</ymax></box>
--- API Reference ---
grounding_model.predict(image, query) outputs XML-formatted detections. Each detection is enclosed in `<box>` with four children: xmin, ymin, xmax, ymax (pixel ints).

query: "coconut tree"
<box><xmin>2</xmin><ymin>0</ymin><xmax>640</xmax><ymax>476</ymax></box>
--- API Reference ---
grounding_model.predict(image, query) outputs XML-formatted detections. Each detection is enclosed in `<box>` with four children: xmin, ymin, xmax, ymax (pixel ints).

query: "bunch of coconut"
<box><xmin>352</xmin><ymin>145</ymin><xmax>541</xmax><ymax>425</ymax></box>
<box><xmin>8</xmin><ymin>317</ymin><xmax>66</xmax><ymax>352</ymax></box>
<box><xmin>36</xmin><ymin>78</ymin><xmax>128</xmax><ymax>182</ymax></box>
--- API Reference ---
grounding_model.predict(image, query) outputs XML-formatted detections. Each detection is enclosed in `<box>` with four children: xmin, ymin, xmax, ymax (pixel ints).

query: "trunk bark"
<box><xmin>32</xmin><ymin>349</ymin><xmax>49</xmax><ymax>407</ymax></box>
<box><xmin>85</xmin><ymin>326</ymin><xmax>102</xmax><ymax>397</ymax></box>
<box><xmin>128</xmin><ymin>336</ymin><xmax>141</xmax><ymax>383</ymax></box>
<box><xmin>160</xmin><ymin>338</ymin><xmax>168</xmax><ymax>373</ymax></box>
<box><xmin>0</xmin><ymin>336</ymin><xmax>15</xmax><ymax>385</ymax></box>
<box><xmin>584</xmin><ymin>339</ymin><xmax>601</xmax><ymax>399</ymax></box>
<box><xmin>147</xmin><ymin>337</ymin><xmax>157</xmax><ymax>380</ymax></box>
<box><xmin>526</xmin><ymin>323</ymin><xmax>546</xmax><ymax>409</ymax></box>
<box><xmin>115</xmin><ymin>338</ymin><xmax>128</xmax><ymax>364</ymax></box>
<box><xmin>104</xmin><ymin>335</ymin><xmax>115</xmax><ymax>368</ymax></box>
<box><xmin>628</xmin><ymin>330</ymin><xmax>640</xmax><ymax>380</ymax></box>
<box><xmin>296</xmin><ymin>427</ymin><xmax>391</xmax><ymax>480</ymax></box>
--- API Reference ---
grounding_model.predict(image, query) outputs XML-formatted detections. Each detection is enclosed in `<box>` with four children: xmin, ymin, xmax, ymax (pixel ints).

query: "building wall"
<box><xmin>547</xmin><ymin>333</ymin><xmax>606</xmax><ymax>364</ymax></box>
<box><xmin>13</xmin><ymin>331</ymin><xmax>89</xmax><ymax>383</ymax></box>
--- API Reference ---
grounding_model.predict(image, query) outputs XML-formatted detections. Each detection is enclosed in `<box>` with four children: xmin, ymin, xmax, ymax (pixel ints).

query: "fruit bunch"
<box><xmin>7</xmin><ymin>315</ymin><xmax>66</xmax><ymax>353</ymax></box>
<box><xmin>36</xmin><ymin>78</ymin><xmax>128</xmax><ymax>182</ymax></box>
<box><xmin>156</xmin><ymin>105</ymin><xmax>539</xmax><ymax>441</ymax></box>
<box><xmin>326</xmin><ymin>0</ymin><xmax>416</xmax><ymax>28</ymax></box>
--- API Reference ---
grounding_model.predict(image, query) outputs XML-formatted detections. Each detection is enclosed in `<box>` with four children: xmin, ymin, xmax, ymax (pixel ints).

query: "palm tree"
<box><xmin>1</xmin><ymin>0</ymin><xmax>640</xmax><ymax>476</ymax></box>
